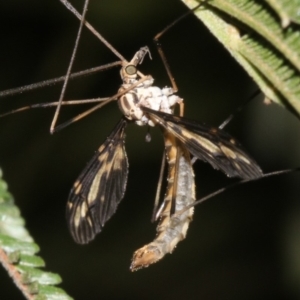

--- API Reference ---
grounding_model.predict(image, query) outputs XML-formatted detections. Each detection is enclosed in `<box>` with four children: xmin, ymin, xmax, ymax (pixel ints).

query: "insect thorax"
<box><xmin>117</xmin><ymin>47</ymin><xmax>182</xmax><ymax>126</ymax></box>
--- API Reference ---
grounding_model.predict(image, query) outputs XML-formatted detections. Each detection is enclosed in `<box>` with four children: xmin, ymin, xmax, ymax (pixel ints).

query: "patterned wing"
<box><xmin>66</xmin><ymin>118</ymin><xmax>128</xmax><ymax>244</ymax></box>
<box><xmin>142</xmin><ymin>107</ymin><xmax>262</xmax><ymax>179</ymax></box>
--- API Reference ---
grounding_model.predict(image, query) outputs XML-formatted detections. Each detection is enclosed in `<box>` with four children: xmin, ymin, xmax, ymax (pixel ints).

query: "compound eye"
<box><xmin>125</xmin><ymin>65</ymin><xmax>137</xmax><ymax>75</ymax></box>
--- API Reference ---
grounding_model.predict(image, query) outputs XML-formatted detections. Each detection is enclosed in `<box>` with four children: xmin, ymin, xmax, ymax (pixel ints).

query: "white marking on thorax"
<box><xmin>117</xmin><ymin>48</ymin><xmax>182</xmax><ymax>126</ymax></box>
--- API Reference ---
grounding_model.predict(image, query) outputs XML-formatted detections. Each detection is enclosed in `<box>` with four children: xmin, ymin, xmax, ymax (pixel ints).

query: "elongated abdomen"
<box><xmin>131</xmin><ymin>132</ymin><xmax>195</xmax><ymax>271</ymax></box>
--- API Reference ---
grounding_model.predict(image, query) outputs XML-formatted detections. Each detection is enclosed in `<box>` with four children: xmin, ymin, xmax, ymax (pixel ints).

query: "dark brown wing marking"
<box><xmin>142</xmin><ymin>107</ymin><xmax>262</xmax><ymax>179</ymax></box>
<box><xmin>66</xmin><ymin>118</ymin><xmax>128</xmax><ymax>244</ymax></box>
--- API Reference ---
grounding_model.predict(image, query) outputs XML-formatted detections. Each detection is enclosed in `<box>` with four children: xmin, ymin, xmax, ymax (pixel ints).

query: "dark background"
<box><xmin>1</xmin><ymin>0</ymin><xmax>300</xmax><ymax>299</ymax></box>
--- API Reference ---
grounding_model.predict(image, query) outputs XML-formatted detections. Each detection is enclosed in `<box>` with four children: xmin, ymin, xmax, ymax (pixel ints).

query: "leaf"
<box><xmin>181</xmin><ymin>0</ymin><xmax>300</xmax><ymax>116</ymax></box>
<box><xmin>0</xmin><ymin>168</ymin><xmax>73</xmax><ymax>300</ymax></box>
<box><xmin>265</xmin><ymin>0</ymin><xmax>300</xmax><ymax>27</ymax></box>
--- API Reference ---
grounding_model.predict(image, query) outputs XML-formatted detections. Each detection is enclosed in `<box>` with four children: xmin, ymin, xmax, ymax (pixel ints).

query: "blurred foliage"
<box><xmin>0</xmin><ymin>0</ymin><xmax>300</xmax><ymax>300</ymax></box>
<box><xmin>0</xmin><ymin>169</ymin><xmax>73</xmax><ymax>299</ymax></box>
<box><xmin>182</xmin><ymin>0</ymin><xmax>300</xmax><ymax>115</ymax></box>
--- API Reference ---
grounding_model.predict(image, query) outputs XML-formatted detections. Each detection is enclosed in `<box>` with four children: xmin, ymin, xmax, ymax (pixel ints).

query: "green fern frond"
<box><xmin>181</xmin><ymin>0</ymin><xmax>300</xmax><ymax>115</ymax></box>
<box><xmin>0</xmin><ymin>169</ymin><xmax>73</xmax><ymax>300</ymax></box>
<box><xmin>265</xmin><ymin>0</ymin><xmax>300</xmax><ymax>27</ymax></box>
<box><xmin>240</xmin><ymin>34</ymin><xmax>300</xmax><ymax>112</ymax></box>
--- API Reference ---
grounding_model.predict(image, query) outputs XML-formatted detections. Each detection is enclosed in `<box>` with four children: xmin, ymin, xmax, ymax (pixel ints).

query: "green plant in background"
<box><xmin>182</xmin><ymin>0</ymin><xmax>300</xmax><ymax>114</ymax></box>
<box><xmin>0</xmin><ymin>169</ymin><xmax>72</xmax><ymax>300</ymax></box>
<box><xmin>1</xmin><ymin>0</ymin><xmax>300</xmax><ymax>298</ymax></box>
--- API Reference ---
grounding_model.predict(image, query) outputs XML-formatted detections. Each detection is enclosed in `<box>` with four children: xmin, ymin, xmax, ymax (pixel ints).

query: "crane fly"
<box><xmin>66</xmin><ymin>47</ymin><xmax>262</xmax><ymax>268</ymax></box>
<box><xmin>0</xmin><ymin>0</ymin><xmax>263</xmax><ymax>270</ymax></box>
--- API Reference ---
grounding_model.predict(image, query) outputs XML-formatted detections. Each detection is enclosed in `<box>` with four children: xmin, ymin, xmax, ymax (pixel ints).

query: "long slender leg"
<box><xmin>0</xmin><ymin>62</ymin><xmax>121</xmax><ymax>99</ymax></box>
<box><xmin>0</xmin><ymin>98</ymin><xmax>110</xmax><ymax>118</ymax></box>
<box><xmin>153</xmin><ymin>101</ymin><xmax>185</xmax><ymax>219</ymax></box>
<box><xmin>50</xmin><ymin>0</ymin><xmax>90</xmax><ymax>133</ymax></box>
<box><xmin>219</xmin><ymin>90</ymin><xmax>261</xmax><ymax>129</ymax></box>
<box><xmin>153</xmin><ymin>4</ymin><xmax>201</xmax><ymax>92</ymax></box>
<box><xmin>151</xmin><ymin>152</ymin><xmax>166</xmax><ymax>222</ymax></box>
<box><xmin>59</xmin><ymin>0</ymin><xmax>125</xmax><ymax>61</ymax></box>
<box><xmin>53</xmin><ymin>75</ymin><xmax>151</xmax><ymax>132</ymax></box>
<box><xmin>153</xmin><ymin>7</ymin><xmax>196</xmax><ymax>214</ymax></box>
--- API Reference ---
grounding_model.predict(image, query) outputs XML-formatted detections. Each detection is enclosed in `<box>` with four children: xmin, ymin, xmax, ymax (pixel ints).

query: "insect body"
<box><xmin>131</xmin><ymin>133</ymin><xmax>195</xmax><ymax>271</ymax></box>
<box><xmin>117</xmin><ymin>47</ymin><xmax>182</xmax><ymax>126</ymax></box>
<box><xmin>0</xmin><ymin>0</ymin><xmax>264</xmax><ymax>270</ymax></box>
<box><xmin>66</xmin><ymin>46</ymin><xmax>263</xmax><ymax>269</ymax></box>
